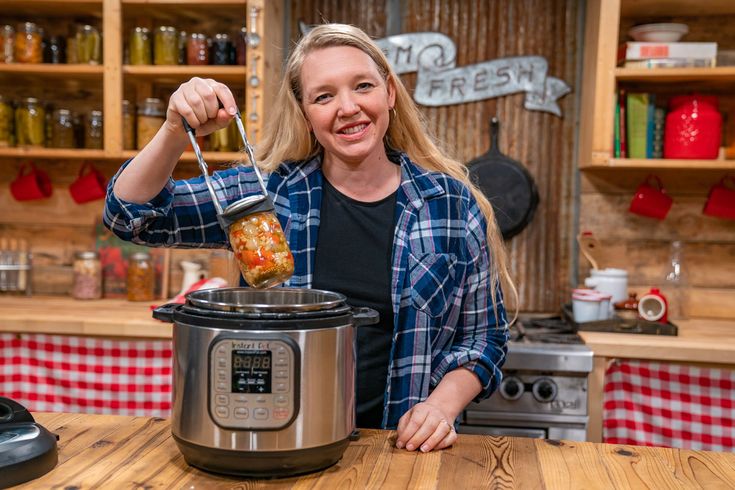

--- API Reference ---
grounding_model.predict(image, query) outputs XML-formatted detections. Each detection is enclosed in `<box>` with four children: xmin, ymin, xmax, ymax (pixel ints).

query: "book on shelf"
<box><xmin>652</xmin><ymin>107</ymin><xmax>665</xmax><ymax>159</ymax></box>
<box><xmin>618</xmin><ymin>42</ymin><xmax>718</xmax><ymax>64</ymax></box>
<box><xmin>627</xmin><ymin>93</ymin><xmax>648</xmax><ymax>159</ymax></box>
<box><xmin>622</xmin><ymin>58</ymin><xmax>715</xmax><ymax>69</ymax></box>
<box><xmin>613</xmin><ymin>94</ymin><xmax>621</xmax><ymax>158</ymax></box>
<box><xmin>618</xmin><ymin>89</ymin><xmax>627</xmax><ymax>158</ymax></box>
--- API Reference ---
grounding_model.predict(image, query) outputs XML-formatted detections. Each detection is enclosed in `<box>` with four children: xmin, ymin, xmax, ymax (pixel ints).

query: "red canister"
<box><xmin>663</xmin><ymin>95</ymin><xmax>722</xmax><ymax>159</ymax></box>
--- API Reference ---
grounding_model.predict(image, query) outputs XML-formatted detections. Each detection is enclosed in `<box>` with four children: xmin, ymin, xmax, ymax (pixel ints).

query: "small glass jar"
<box><xmin>76</xmin><ymin>24</ymin><xmax>101</xmax><ymax>64</ymax></box>
<box><xmin>15</xmin><ymin>22</ymin><xmax>43</xmax><ymax>63</ymax></box>
<box><xmin>187</xmin><ymin>33</ymin><xmax>209</xmax><ymax>65</ymax></box>
<box><xmin>66</xmin><ymin>35</ymin><xmax>78</xmax><ymax>63</ymax></box>
<box><xmin>122</xmin><ymin>99</ymin><xmax>135</xmax><ymax>150</ymax></box>
<box><xmin>235</xmin><ymin>27</ymin><xmax>247</xmax><ymax>66</ymax></box>
<box><xmin>0</xmin><ymin>95</ymin><xmax>14</xmax><ymax>147</ymax></box>
<box><xmin>127</xmin><ymin>252</ymin><xmax>155</xmax><ymax>301</ymax></box>
<box><xmin>0</xmin><ymin>25</ymin><xmax>14</xmax><ymax>63</ymax></box>
<box><xmin>72</xmin><ymin>251</ymin><xmax>102</xmax><ymax>300</ymax></box>
<box><xmin>209</xmin><ymin>122</ymin><xmax>233</xmax><ymax>151</ymax></box>
<box><xmin>15</xmin><ymin>97</ymin><xmax>45</xmax><ymax>147</ymax></box>
<box><xmin>154</xmin><ymin>26</ymin><xmax>178</xmax><ymax>65</ymax></box>
<box><xmin>227</xmin><ymin>203</ymin><xmax>294</xmax><ymax>288</ymax></box>
<box><xmin>43</xmin><ymin>35</ymin><xmax>65</xmax><ymax>63</ymax></box>
<box><xmin>85</xmin><ymin>110</ymin><xmax>103</xmax><ymax>149</ymax></box>
<box><xmin>177</xmin><ymin>30</ymin><xmax>187</xmax><ymax>65</ymax></box>
<box><xmin>137</xmin><ymin>97</ymin><xmax>165</xmax><ymax>149</ymax></box>
<box><xmin>129</xmin><ymin>27</ymin><xmax>151</xmax><ymax>65</ymax></box>
<box><xmin>50</xmin><ymin>108</ymin><xmax>75</xmax><ymax>148</ymax></box>
<box><xmin>210</xmin><ymin>33</ymin><xmax>233</xmax><ymax>65</ymax></box>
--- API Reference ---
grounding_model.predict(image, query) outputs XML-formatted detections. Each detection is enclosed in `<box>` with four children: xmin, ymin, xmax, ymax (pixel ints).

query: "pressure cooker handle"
<box><xmin>351</xmin><ymin>307</ymin><xmax>379</xmax><ymax>327</ymax></box>
<box><xmin>152</xmin><ymin>303</ymin><xmax>180</xmax><ymax>323</ymax></box>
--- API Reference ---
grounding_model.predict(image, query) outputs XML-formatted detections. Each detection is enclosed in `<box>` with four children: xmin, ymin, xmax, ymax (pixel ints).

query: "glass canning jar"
<box><xmin>177</xmin><ymin>30</ymin><xmax>187</xmax><ymax>65</ymax></box>
<box><xmin>72</xmin><ymin>251</ymin><xmax>102</xmax><ymax>300</ymax></box>
<box><xmin>236</xmin><ymin>27</ymin><xmax>247</xmax><ymax>65</ymax></box>
<box><xmin>209</xmin><ymin>122</ymin><xmax>234</xmax><ymax>152</ymax></box>
<box><xmin>122</xmin><ymin>99</ymin><xmax>135</xmax><ymax>150</ymax></box>
<box><xmin>85</xmin><ymin>110</ymin><xmax>103</xmax><ymax>149</ymax></box>
<box><xmin>15</xmin><ymin>97</ymin><xmax>45</xmax><ymax>147</ymax></box>
<box><xmin>137</xmin><ymin>97</ymin><xmax>165</xmax><ymax>149</ymax></box>
<box><xmin>211</xmin><ymin>33</ymin><xmax>233</xmax><ymax>65</ymax></box>
<box><xmin>154</xmin><ymin>26</ymin><xmax>178</xmax><ymax>65</ymax></box>
<box><xmin>130</xmin><ymin>27</ymin><xmax>151</xmax><ymax>65</ymax></box>
<box><xmin>127</xmin><ymin>252</ymin><xmax>155</xmax><ymax>301</ymax></box>
<box><xmin>225</xmin><ymin>198</ymin><xmax>295</xmax><ymax>288</ymax></box>
<box><xmin>0</xmin><ymin>95</ymin><xmax>14</xmax><ymax>147</ymax></box>
<box><xmin>50</xmin><ymin>108</ymin><xmax>75</xmax><ymax>148</ymax></box>
<box><xmin>1</xmin><ymin>25</ymin><xmax>14</xmax><ymax>63</ymax></box>
<box><xmin>15</xmin><ymin>22</ymin><xmax>42</xmax><ymax>63</ymax></box>
<box><xmin>187</xmin><ymin>33</ymin><xmax>209</xmax><ymax>65</ymax></box>
<box><xmin>75</xmin><ymin>24</ymin><xmax>101</xmax><ymax>64</ymax></box>
<box><xmin>43</xmin><ymin>35</ymin><xmax>65</xmax><ymax>63</ymax></box>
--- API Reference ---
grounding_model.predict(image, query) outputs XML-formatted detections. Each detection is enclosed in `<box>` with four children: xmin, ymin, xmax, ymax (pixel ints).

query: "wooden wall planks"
<box><xmin>291</xmin><ymin>0</ymin><xmax>582</xmax><ymax>312</ymax></box>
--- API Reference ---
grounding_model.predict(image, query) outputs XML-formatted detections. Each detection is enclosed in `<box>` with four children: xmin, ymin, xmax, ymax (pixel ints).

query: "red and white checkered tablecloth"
<box><xmin>0</xmin><ymin>333</ymin><xmax>172</xmax><ymax>417</ymax></box>
<box><xmin>604</xmin><ymin>359</ymin><xmax>735</xmax><ymax>451</ymax></box>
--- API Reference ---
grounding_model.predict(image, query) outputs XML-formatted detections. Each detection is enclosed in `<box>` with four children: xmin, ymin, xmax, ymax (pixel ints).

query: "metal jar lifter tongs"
<box><xmin>181</xmin><ymin>110</ymin><xmax>274</xmax><ymax>230</ymax></box>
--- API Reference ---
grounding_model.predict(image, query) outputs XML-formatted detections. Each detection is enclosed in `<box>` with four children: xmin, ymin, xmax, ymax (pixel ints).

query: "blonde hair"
<box><xmin>257</xmin><ymin>23</ymin><xmax>516</xmax><ymax>319</ymax></box>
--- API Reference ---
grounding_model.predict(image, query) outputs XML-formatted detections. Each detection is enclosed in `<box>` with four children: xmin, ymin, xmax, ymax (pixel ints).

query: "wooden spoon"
<box><xmin>577</xmin><ymin>231</ymin><xmax>604</xmax><ymax>270</ymax></box>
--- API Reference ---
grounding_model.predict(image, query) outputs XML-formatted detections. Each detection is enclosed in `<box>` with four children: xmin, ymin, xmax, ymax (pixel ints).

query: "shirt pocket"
<box><xmin>408</xmin><ymin>252</ymin><xmax>458</xmax><ymax>318</ymax></box>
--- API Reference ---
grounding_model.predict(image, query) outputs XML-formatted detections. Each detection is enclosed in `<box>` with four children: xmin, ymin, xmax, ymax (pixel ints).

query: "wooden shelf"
<box><xmin>0</xmin><ymin>148</ymin><xmax>108</xmax><ymax>160</ymax></box>
<box><xmin>582</xmin><ymin>158</ymin><xmax>735</xmax><ymax>170</ymax></box>
<box><xmin>621</xmin><ymin>0</ymin><xmax>735</xmax><ymax>17</ymax></box>
<box><xmin>123</xmin><ymin>65</ymin><xmax>247</xmax><ymax>83</ymax></box>
<box><xmin>615</xmin><ymin>67</ymin><xmax>735</xmax><ymax>84</ymax></box>
<box><xmin>0</xmin><ymin>64</ymin><xmax>104</xmax><ymax>79</ymax></box>
<box><xmin>0</xmin><ymin>0</ymin><xmax>102</xmax><ymax>17</ymax></box>
<box><xmin>123</xmin><ymin>0</ymin><xmax>245</xmax><ymax>4</ymax></box>
<box><xmin>121</xmin><ymin>150</ymin><xmax>244</xmax><ymax>164</ymax></box>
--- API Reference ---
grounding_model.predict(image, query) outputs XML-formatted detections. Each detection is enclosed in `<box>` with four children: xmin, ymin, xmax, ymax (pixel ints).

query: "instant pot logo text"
<box><xmin>232</xmin><ymin>341</ymin><xmax>270</xmax><ymax>350</ymax></box>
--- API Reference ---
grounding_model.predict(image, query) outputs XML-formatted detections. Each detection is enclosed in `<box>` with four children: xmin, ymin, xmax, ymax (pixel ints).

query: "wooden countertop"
<box><xmin>10</xmin><ymin>413</ymin><xmax>735</xmax><ymax>489</ymax></box>
<box><xmin>1</xmin><ymin>296</ymin><xmax>735</xmax><ymax>363</ymax></box>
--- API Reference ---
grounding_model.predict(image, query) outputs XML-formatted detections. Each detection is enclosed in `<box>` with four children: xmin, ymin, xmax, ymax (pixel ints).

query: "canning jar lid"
<box><xmin>75</xmin><ymin>251</ymin><xmax>99</xmax><ymax>260</ymax></box>
<box><xmin>130</xmin><ymin>252</ymin><xmax>151</xmax><ymax>261</ymax></box>
<box><xmin>186</xmin><ymin>287</ymin><xmax>347</xmax><ymax>313</ymax></box>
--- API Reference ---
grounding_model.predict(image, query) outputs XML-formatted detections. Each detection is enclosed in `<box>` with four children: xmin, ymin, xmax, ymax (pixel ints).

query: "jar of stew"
<box><xmin>129</xmin><ymin>27</ymin><xmax>151</xmax><ymax>65</ymax></box>
<box><xmin>0</xmin><ymin>95</ymin><xmax>14</xmax><ymax>147</ymax></box>
<box><xmin>187</xmin><ymin>33</ymin><xmax>209</xmax><ymax>65</ymax></box>
<box><xmin>154</xmin><ymin>26</ymin><xmax>178</xmax><ymax>65</ymax></box>
<box><xmin>210</xmin><ymin>33</ymin><xmax>233</xmax><ymax>65</ymax></box>
<box><xmin>86</xmin><ymin>110</ymin><xmax>103</xmax><ymax>149</ymax></box>
<box><xmin>137</xmin><ymin>97</ymin><xmax>165</xmax><ymax>149</ymax></box>
<box><xmin>15</xmin><ymin>97</ymin><xmax>45</xmax><ymax>147</ymax></box>
<box><xmin>224</xmin><ymin>196</ymin><xmax>295</xmax><ymax>288</ymax></box>
<box><xmin>15</xmin><ymin>22</ymin><xmax>42</xmax><ymax>63</ymax></box>
<box><xmin>122</xmin><ymin>99</ymin><xmax>136</xmax><ymax>150</ymax></box>
<box><xmin>127</xmin><ymin>252</ymin><xmax>155</xmax><ymax>301</ymax></box>
<box><xmin>72</xmin><ymin>251</ymin><xmax>102</xmax><ymax>300</ymax></box>
<box><xmin>51</xmin><ymin>108</ymin><xmax>75</xmax><ymax>148</ymax></box>
<box><xmin>75</xmin><ymin>24</ymin><xmax>101</xmax><ymax>64</ymax></box>
<box><xmin>1</xmin><ymin>25</ymin><xmax>14</xmax><ymax>63</ymax></box>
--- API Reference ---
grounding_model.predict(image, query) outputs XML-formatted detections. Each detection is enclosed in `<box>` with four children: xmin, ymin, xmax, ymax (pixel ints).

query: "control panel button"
<box><xmin>274</xmin><ymin>382</ymin><xmax>288</xmax><ymax>393</ymax></box>
<box><xmin>275</xmin><ymin>395</ymin><xmax>288</xmax><ymax>406</ymax></box>
<box><xmin>217</xmin><ymin>357</ymin><xmax>227</xmax><ymax>368</ymax></box>
<box><xmin>217</xmin><ymin>346</ymin><xmax>227</xmax><ymax>355</ymax></box>
<box><xmin>273</xmin><ymin>408</ymin><xmax>289</xmax><ymax>420</ymax></box>
<box><xmin>234</xmin><ymin>407</ymin><xmax>249</xmax><ymax>419</ymax></box>
<box><xmin>217</xmin><ymin>370</ymin><xmax>227</xmax><ymax>381</ymax></box>
<box><xmin>253</xmin><ymin>408</ymin><xmax>269</xmax><ymax>420</ymax></box>
<box><xmin>275</xmin><ymin>358</ymin><xmax>288</xmax><ymax>367</ymax></box>
<box><xmin>215</xmin><ymin>406</ymin><xmax>229</xmax><ymax>418</ymax></box>
<box><xmin>216</xmin><ymin>394</ymin><xmax>228</xmax><ymax>405</ymax></box>
<box><xmin>216</xmin><ymin>382</ymin><xmax>227</xmax><ymax>392</ymax></box>
<box><xmin>275</xmin><ymin>369</ymin><xmax>288</xmax><ymax>379</ymax></box>
<box><xmin>256</xmin><ymin>396</ymin><xmax>266</xmax><ymax>403</ymax></box>
<box><xmin>235</xmin><ymin>395</ymin><xmax>248</xmax><ymax>403</ymax></box>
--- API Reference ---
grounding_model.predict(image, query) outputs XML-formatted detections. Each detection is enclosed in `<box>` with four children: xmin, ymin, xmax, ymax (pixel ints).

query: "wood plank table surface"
<box><xmin>10</xmin><ymin>413</ymin><xmax>735</xmax><ymax>489</ymax></box>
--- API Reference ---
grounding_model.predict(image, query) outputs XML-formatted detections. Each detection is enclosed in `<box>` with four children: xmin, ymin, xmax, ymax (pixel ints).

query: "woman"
<box><xmin>105</xmin><ymin>24</ymin><xmax>512</xmax><ymax>453</ymax></box>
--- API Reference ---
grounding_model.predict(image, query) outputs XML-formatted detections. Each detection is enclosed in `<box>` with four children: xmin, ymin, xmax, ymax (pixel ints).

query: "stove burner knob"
<box><xmin>499</xmin><ymin>376</ymin><xmax>524</xmax><ymax>401</ymax></box>
<box><xmin>532</xmin><ymin>378</ymin><xmax>558</xmax><ymax>403</ymax></box>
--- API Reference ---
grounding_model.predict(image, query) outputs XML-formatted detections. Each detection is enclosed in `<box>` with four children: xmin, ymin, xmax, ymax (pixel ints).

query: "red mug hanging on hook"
<box><xmin>69</xmin><ymin>161</ymin><xmax>107</xmax><ymax>204</ymax></box>
<box><xmin>10</xmin><ymin>161</ymin><xmax>52</xmax><ymax>201</ymax></box>
<box><xmin>629</xmin><ymin>174</ymin><xmax>673</xmax><ymax>220</ymax></box>
<box><xmin>703</xmin><ymin>175</ymin><xmax>735</xmax><ymax>221</ymax></box>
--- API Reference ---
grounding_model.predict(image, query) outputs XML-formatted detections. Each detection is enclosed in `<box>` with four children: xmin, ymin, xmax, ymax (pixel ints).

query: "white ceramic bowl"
<box><xmin>628</xmin><ymin>23</ymin><xmax>689</xmax><ymax>42</ymax></box>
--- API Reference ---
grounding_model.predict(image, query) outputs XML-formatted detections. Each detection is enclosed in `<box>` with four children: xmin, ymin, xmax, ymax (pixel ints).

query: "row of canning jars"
<box><xmin>128</xmin><ymin>26</ymin><xmax>247</xmax><ymax>66</ymax></box>
<box><xmin>0</xmin><ymin>23</ymin><xmax>102</xmax><ymax>64</ymax></box>
<box><xmin>0</xmin><ymin>96</ymin><xmax>102</xmax><ymax>149</ymax></box>
<box><xmin>72</xmin><ymin>251</ymin><xmax>155</xmax><ymax>301</ymax></box>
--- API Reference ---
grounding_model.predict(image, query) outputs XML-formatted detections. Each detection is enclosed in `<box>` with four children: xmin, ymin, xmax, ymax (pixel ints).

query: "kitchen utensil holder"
<box><xmin>0</xmin><ymin>251</ymin><xmax>32</xmax><ymax>295</ymax></box>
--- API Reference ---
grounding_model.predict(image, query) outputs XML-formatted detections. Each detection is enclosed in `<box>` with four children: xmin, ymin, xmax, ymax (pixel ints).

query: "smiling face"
<box><xmin>299</xmin><ymin>46</ymin><xmax>396</xmax><ymax>168</ymax></box>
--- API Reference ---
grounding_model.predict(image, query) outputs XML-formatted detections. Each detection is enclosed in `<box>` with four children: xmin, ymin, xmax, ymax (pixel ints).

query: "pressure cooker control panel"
<box><xmin>209</xmin><ymin>337</ymin><xmax>298</xmax><ymax>430</ymax></box>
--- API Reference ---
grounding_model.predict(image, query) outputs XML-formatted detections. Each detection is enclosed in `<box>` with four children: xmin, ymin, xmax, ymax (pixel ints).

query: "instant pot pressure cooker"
<box><xmin>153</xmin><ymin>288</ymin><xmax>378</xmax><ymax>478</ymax></box>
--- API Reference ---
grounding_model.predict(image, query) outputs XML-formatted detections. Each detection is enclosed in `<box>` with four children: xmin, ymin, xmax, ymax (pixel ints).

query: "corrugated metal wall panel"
<box><xmin>290</xmin><ymin>0</ymin><xmax>581</xmax><ymax>312</ymax></box>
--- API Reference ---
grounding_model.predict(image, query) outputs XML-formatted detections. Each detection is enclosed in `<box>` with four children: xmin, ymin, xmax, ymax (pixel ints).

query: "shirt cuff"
<box><xmin>106</xmin><ymin>158</ymin><xmax>177</xmax><ymax>223</ymax></box>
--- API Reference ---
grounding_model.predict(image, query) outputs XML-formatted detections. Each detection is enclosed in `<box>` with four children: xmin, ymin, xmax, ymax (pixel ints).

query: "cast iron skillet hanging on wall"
<box><xmin>467</xmin><ymin>117</ymin><xmax>540</xmax><ymax>240</ymax></box>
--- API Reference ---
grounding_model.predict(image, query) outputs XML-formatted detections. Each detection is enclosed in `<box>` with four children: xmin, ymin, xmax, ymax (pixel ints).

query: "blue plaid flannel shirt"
<box><xmin>104</xmin><ymin>152</ymin><xmax>509</xmax><ymax>428</ymax></box>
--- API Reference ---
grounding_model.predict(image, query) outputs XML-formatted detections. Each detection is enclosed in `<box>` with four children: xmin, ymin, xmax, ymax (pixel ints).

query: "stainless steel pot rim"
<box><xmin>185</xmin><ymin>287</ymin><xmax>347</xmax><ymax>313</ymax></box>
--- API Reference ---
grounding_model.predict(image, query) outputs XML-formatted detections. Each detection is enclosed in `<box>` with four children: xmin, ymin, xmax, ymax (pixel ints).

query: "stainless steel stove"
<box><xmin>459</xmin><ymin>318</ymin><xmax>593</xmax><ymax>441</ymax></box>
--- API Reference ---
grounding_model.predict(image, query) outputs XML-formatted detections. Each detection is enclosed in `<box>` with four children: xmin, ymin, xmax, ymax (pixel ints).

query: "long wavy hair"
<box><xmin>256</xmin><ymin>23</ymin><xmax>516</xmax><ymax>319</ymax></box>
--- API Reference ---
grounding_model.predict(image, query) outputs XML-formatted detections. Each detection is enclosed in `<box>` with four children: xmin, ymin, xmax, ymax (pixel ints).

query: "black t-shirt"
<box><xmin>311</xmin><ymin>177</ymin><xmax>397</xmax><ymax>429</ymax></box>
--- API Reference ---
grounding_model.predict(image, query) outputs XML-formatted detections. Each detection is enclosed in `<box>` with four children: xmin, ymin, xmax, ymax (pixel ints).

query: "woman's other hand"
<box><xmin>166</xmin><ymin>77</ymin><xmax>238</xmax><ymax>137</ymax></box>
<box><xmin>395</xmin><ymin>401</ymin><xmax>457</xmax><ymax>452</ymax></box>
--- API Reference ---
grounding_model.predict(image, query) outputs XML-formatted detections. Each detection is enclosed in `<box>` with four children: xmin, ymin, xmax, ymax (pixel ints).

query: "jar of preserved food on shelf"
<box><xmin>76</xmin><ymin>24</ymin><xmax>101</xmax><ymax>64</ymax></box>
<box><xmin>137</xmin><ymin>97</ymin><xmax>164</xmax><ymax>149</ymax></box>
<box><xmin>0</xmin><ymin>95</ymin><xmax>14</xmax><ymax>147</ymax></box>
<box><xmin>235</xmin><ymin>27</ymin><xmax>247</xmax><ymax>65</ymax></box>
<box><xmin>72</xmin><ymin>251</ymin><xmax>102</xmax><ymax>300</ymax></box>
<box><xmin>209</xmin><ymin>122</ymin><xmax>234</xmax><ymax>152</ymax></box>
<box><xmin>127</xmin><ymin>252</ymin><xmax>155</xmax><ymax>301</ymax></box>
<box><xmin>177</xmin><ymin>30</ymin><xmax>187</xmax><ymax>65</ymax></box>
<box><xmin>130</xmin><ymin>27</ymin><xmax>151</xmax><ymax>65</ymax></box>
<box><xmin>1</xmin><ymin>25</ymin><xmax>14</xmax><ymax>63</ymax></box>
<box><xmin>211</xmin><ymin>33</ymin><xmax>233</xmax><ymax>65</ymax></box>
<box><xmin>15</xmin><ymin>97</ymin><xmax>45</xmax><ymax>147</ymax></box>
<box><xmin>122</xmin><ymin>99</ymin><xmax>135</xmax><ymax>150</ymax></box>
<box><xmin>43</xmin><ymin>35</ymin><xmax>65</xmax><ymax>63</ymax></box>
<box><xmin>66</xmin><ymin>35</ymin><xmax>78</xmax><ymax>63</ymax></box>
<box><xmin>85</xmin><ymin>110</ymin><xmax>103</xmax><ymax>149</ymax></box>
<box><xmin>50</xmin><ymin>108</ymin><xmax>75</xmax><ymax>148</ymax></box>
<box><xmin>154</xmin><ymin>26</ymin><xmax>178</xmax><ymax>65</ymax></box>
<box><xmin>187</xmin><ymin>33</ymin><xmax>209</xmax><ymax>65</ymax></box>
<box><xmin>15</xmin><ymin>22</ymin><xmax>42</xmax><ymax>63</ymax></box>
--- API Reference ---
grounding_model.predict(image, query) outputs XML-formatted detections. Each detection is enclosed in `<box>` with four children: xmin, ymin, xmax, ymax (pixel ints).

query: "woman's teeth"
<box><xmin>341</xmin><ymin>123</ymin><xmax>367</xmax><ymax>134</ymax></box>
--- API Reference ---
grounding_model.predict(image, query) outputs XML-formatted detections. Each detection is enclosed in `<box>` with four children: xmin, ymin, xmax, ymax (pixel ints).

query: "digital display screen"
<box><xmin>231</xmin><ymin>350</ymin><xmax>272</xmax><ymax>393</ymax></box>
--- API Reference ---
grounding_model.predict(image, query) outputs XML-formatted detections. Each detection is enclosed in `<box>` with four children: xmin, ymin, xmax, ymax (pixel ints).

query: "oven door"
<box><xmin>458</xmin><ymin>425</ymin><xmax>547</xmax><ymax>438</ymax></box>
